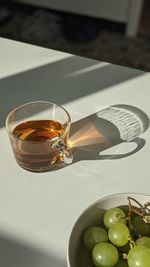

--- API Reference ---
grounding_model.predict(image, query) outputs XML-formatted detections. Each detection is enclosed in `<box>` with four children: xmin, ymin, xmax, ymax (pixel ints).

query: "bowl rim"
<box><xmin>67</xmin><ymin>191</ymin><xmax>150</xmax><ymax>267</ymax></box>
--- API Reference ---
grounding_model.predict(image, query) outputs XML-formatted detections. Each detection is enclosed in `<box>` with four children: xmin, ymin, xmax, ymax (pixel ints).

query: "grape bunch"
<box><xmin>83</xmin><ymin>197</ymin><xmax>150</xmax><ymax>267</ymax></box>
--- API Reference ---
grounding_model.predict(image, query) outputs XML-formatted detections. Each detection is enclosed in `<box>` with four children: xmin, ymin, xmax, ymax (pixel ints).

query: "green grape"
<box><xmin>136</xmin><ymin>237</ymin><xmax>150</xmax><ymax>248</ymax></box>
<box><xmin>127</xmin><ymin>245</ymin><xmax>150</xmax><ymax>267</ymax></box>
<box><xmin>132</xmin><ymin>215</ymin><xmax>150</xmax><ymax>236</ymax></box>
<box><xmin>92</xmin><ymin>242</ymin><xmax>119</xmax><ymax>267</ymax></box>
<box><xmin>104</xmin><ymin>208</ymin><xmax>127</xmax><ymax>229</ymax></box>
<box><xmin>108</xmin><ymin>223</ymin><xmax>130</xmax><ymax>247</ymax></box>
<box><xmin>114</xmin><ymin>259</ymin><xmax>128</xmax><ymax>267</ymax></box>
<box><xmin>83</xmin><ymin>226</ymin><xmax>108</xmax><ymax>251</ymax></box>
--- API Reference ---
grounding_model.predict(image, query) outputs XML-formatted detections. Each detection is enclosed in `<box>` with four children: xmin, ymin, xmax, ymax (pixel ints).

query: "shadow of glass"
<box><xmin>0</xmin><ymin>56</ymin><xmax>144</xmax><ymax>127</ymax></box>
<box><xmin>69</xmin><ymin>104</ymin><xmax>150</xmax><ymax>162</ymax></box>
<box><xmin>0</xmin><ymin>233</ymin><xmax>66</xmax><ymax>267</ymax></box>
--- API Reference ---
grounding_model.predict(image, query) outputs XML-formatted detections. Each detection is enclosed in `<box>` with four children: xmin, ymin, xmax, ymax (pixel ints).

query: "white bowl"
<box><xmin>67</xmin><ymin>193</ymin><xmax>150</xmax><ymax>267</ymax></box>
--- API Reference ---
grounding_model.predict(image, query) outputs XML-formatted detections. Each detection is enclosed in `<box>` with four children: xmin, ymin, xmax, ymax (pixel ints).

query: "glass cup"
<box><xmin>6</xmin><ymin>101</ymin><xmax>73</xmax><ymax>172</ymax></box>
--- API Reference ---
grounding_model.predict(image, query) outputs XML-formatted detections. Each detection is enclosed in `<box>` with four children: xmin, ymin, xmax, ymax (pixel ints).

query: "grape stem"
<box><xmin>128</xmin><ymin>236</ymin><xmax>135</xmax><ymax>248</ymax></box>
<box><xmin>127</xmin><ymin>197</ymin><xmax>150</xmax><ymax>223</ymax></box>
<box><xmin>122</xmin><ymin>253</ymin><xmax>127</xmax><ymax>259</ymax></box>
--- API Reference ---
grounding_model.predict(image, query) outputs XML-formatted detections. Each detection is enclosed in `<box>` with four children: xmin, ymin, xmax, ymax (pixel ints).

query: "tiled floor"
<box><xmin>0</xmin><ymin>1</ymin><xmax>150</xmax><ymax>71</ymax></box>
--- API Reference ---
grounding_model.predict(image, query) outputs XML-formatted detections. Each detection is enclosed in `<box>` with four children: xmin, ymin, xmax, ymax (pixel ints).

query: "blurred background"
<box><xmin>0</xmin><ymin>0</ymin><xmax>150</xmax><ymax>71</ymax></box>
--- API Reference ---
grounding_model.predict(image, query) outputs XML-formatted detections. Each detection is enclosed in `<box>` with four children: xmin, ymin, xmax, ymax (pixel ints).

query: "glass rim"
<box><xmin>5</xmin><ymin>101</ymin><xmax>71</xmax><ymax>142</ymax></box>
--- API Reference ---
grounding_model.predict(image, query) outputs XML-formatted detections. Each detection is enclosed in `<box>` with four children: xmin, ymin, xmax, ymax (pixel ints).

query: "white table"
<box><xmin>0</xmin><ymin>37</ymin><xmax>150</xmax><ymax>267</ymax></box>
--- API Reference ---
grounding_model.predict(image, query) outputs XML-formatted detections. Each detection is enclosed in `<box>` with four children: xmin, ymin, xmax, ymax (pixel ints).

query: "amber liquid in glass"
<box><xmin>11</xmin><ymin>120</ymin><xmax>66</xmax><ymax>172</ymax></box>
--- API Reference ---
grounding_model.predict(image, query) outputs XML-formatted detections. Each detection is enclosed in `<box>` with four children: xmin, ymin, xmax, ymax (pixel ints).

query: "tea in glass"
<box><xmin>6</xmin><ymin>101</ymin><xmax>72</xmax><ymax>172</ymax></box>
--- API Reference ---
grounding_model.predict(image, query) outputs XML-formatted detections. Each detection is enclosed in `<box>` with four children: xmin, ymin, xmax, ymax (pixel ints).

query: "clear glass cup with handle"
<box><xmin>6</xmin><ymin>101</ymin><xmax>73</xmax><ymax>172</ymax></box>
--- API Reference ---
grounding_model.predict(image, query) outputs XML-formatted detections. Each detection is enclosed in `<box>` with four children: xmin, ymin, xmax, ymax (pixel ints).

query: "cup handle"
<box><xmin>52</xmin><ymin>140</ymin><xmax>73</xmax><ymax>165</ymax></box>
